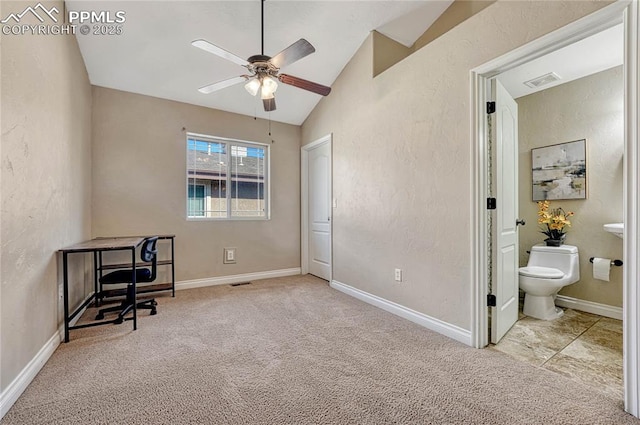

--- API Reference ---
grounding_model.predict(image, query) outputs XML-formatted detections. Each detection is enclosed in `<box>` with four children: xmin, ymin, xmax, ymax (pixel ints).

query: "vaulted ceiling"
<box><xmin>69</xmin><ymin>1</ymin><xmax>453</xmax><ymax>125</ymax></box>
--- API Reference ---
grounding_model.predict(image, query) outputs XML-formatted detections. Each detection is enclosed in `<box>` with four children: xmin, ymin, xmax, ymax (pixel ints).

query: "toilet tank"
<box><xmin>528</xmin><ymin>244</ymin><xmax>580</xmax><ymax>277</ymax></box>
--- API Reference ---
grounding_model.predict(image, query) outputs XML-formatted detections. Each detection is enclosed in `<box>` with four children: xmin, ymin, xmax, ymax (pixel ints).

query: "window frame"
<box><xmin>186</xmin><ymin>132</ymin><xmax>270</xmax><ymax>221</ymax></box>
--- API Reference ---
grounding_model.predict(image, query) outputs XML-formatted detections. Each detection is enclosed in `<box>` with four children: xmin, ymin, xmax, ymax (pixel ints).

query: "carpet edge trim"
<box><xmin>0</xmin><ymin>331</ymin><xmax>61</xmax><ymax>420</ymax></box>
<box><xmin>555</xmin><ymin>295</ymin><xmax>623</xmax><ymax>320</ymax></box>
<box><xmin>176</xmin><ymin>268</ymin><xmax>301</xmax><ymax>290</ymax></box>
<box><xmin>330</xmin><ymin>279</ymin><xmax>472</xmax><ymax>346</ymax></box>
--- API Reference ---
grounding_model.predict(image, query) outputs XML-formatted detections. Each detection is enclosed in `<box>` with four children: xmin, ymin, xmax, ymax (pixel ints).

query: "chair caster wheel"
<box><xmin>95</xmin><ymin>313</ymin><xmax>104</xmax><ymax>320</ymax></box>
<box><xmin>114</xmin><ymin>317</ymin><xmax>124</xmax><ymax>325</ymax></box>
<box><xmin>150</xmin><ymin>309</ymin><xmax>157</xmax><ymax>316</ymax></box>
<box><xmin>151</xmin><ymin>301</ymin><xmax>158</xmax><ymax>306</ymax></box>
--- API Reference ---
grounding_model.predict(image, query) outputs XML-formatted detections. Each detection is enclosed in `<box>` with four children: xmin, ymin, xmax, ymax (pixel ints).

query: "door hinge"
<box><xmin>487</xmin><ymin>294</ymin><xmax>497</xmax><ymax>307</ymax></box>
<box><xmin>487</xmin><ymin>198</ymin><xmax>497</xmax><ymax>210</ymax></box>
<box><xmin>486</xmin><ymin>101</ymin><xmax>496</xmax><ymax>114</ymax></box>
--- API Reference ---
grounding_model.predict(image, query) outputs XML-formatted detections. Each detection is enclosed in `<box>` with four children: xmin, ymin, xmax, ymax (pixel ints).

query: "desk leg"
<box><xmin>63</xmin><ymin>252</ymin><xmax>70</xmax><ymax>343</ymax></box>
<box><xmin>132</xmin><ymin>248</ymin><xmax>137</xmax><ymax>331</ymax></box>
<box><xmin>171</xmin><ymin>237</ymin><xmax>175</xmax><ymax>297</ymax></box>
<box><xmin>93</xmin><ymin>251</ymin><xmax>99</xmax><ymax>307</ymax></box>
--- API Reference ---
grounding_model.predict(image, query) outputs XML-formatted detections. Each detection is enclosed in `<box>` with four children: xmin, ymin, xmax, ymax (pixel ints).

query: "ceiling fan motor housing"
<box><xmin>248</xmin><ymin>54</ymin><xmax>272</xmax><ymax>64</ymax></box>
<box><xmin>247</xmin><ymin>55</ymin><xmax>279</xmax><ymax>80</ymax></box>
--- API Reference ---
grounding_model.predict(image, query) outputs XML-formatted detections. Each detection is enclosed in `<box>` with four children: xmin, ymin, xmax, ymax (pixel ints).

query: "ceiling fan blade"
<box><xmin>269</xmin><ymin>39</ymin><xmax>315</xmax><ymax>69</ymax></box>
<box><xmin>198</xmin><ymin>76</ymin><xmax>247</xmax><ymax>94</ymax></box>
<box><xmin>263</xmin><ymin>97</ymin><xmax>276</xmax><ymax>112</ymax></box>
<box><xmin>278</xmin><ymin>74</ymin><xmax>331</xmax><ymax>96</ymax></box>
<box><xmin>191</xmin><ymin>39</ymin><xmax>248</xmax><ymax>67</ymax></box>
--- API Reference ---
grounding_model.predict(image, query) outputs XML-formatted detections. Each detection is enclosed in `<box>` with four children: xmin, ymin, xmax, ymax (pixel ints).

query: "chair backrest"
<box><xmin>141</xmin><ymin>237</ymin><xmax>159</xmax><ymax>281</ymax></box>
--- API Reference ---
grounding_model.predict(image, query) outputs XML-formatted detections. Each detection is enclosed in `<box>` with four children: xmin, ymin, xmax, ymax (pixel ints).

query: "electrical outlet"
<box><xmin>224</xmin><ymin>248</ymin><xmax>236</xmax><ymax>264</ymax></box>
<box><xmin>394</xmin><ymin>268</ymin><xmax>403</xmax><ymax>282</ymax></box>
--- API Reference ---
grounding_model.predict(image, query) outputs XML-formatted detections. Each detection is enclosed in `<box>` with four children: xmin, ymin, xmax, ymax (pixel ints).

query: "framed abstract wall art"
<box><xmin>531</xmin><ymin>139</ymin><xmax>587</xmax><ymax>201</ymax></box>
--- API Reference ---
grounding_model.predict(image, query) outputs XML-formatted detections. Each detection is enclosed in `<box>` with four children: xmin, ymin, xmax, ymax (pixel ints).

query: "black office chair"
<box><xmin>96</xmin><ymin>236</ymin><xmax>159</xmax><ymax>324</ymax></box>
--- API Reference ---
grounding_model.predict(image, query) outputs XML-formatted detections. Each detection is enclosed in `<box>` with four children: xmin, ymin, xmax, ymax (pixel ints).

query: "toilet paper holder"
<box><xmin>589</xmin><ymin>258</ymin><xmax>623</xmax><ymax>266</ymax></box>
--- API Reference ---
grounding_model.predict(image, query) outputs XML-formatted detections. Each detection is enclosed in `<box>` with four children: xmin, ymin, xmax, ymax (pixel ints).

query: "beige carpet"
<box><xmin>2</xmin><ymin>275</ymin><xmax>639</xmax><ymax>424</ymax></box>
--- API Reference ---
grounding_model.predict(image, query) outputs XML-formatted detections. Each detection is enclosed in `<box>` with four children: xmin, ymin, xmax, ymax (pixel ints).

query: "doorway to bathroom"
<box><xmin>470</xmin><ymin>0</ymin><xmax>640</xmax><ymax>417</ymax></box>
<box><xmin>491</xmin><ymin>23</ymin><xmax>624</xmax><ymax>399</ymax></box>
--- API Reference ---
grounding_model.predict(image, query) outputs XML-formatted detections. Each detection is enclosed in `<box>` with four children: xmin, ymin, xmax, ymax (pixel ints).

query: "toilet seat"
<box><xmin>519</xmin><ymin>266</ymin><xmax>564</xmax><ymax>279</ymax></box>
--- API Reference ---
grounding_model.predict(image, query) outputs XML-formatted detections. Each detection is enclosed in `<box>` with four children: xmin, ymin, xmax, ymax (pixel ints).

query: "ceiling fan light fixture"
<box><xmin>260</xmin><ymin>76</ymin><xmax>278</xmax><ymax>99</ymax></box>
<box><xmin>244</xmin><ymin>78</ymin><xmax>261</xmax><ymax>96</ymax></box>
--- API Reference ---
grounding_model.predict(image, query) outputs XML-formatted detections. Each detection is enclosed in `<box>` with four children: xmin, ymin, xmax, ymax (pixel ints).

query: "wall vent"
<box><xmin>523</xmin><ymin>72</ymin><xmax>561</xmax><ymax>88</ymax></box>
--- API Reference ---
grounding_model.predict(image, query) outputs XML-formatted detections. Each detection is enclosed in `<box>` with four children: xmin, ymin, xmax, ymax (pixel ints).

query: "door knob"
<box><xmin>516</xmin><ymin>219</ymin><xmax>526</xmax><ymax>226</ymax></box>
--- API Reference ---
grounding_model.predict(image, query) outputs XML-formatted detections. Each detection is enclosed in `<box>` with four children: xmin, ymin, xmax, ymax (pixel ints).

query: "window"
<box><xmin>187</xmin><ymin>133</ymin><xmax>269</xmax><ymax>219</ymax></box>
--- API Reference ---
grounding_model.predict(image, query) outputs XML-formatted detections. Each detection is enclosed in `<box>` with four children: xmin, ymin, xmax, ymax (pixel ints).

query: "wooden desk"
<box><xmin>59</xmin><ymin>237</ymin><xmax>145</xmax><ymax>342</ymax></box>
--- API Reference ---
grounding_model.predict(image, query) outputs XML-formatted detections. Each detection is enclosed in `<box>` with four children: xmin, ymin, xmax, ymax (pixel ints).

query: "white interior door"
<box><xmin>491</xmin><ymin>79</ymin><xmax>520</xmax><ymax>344</ymax></box>
<box><xmin>307</xmin><ymin>141</ymin><xmax>331</xmax><ymax>280</ymax></box>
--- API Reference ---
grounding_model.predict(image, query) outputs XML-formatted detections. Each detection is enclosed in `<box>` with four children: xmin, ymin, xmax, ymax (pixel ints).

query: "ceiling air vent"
<box><xmin>523</xmin><ymin>72</ymin><xmax>561</xmax><ymax>88</ymax></box>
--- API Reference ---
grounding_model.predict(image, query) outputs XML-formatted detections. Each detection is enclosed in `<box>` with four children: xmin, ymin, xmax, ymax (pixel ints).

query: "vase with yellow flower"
<box><xmin>537</xmin><ymin>200</ymin><xmax>574</xmax><ymax>247</ymax></box>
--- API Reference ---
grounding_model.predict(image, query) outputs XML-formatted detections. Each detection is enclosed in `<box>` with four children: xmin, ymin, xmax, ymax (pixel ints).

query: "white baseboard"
<box><xmin>0</xmin><ymin>331</ymin><xmax>61</xmax><ymax>419</ymax></box>
<box><xmin>555</xmin><ymin>295</ymin><xmax>623</xmax><ymax>320</ymax></box>
<box><xmin>330</xmin><ymin>280</ymin><xmax>472</xmax><ymax>346</ymax></box>
<box><xmin>176</xmin><ymin>268</ymin><xmax>301</xmax><ymax>291</ymax></box>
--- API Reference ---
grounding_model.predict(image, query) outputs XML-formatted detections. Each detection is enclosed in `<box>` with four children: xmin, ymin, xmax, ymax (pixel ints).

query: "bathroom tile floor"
<box><xmin>490</xmin><ymin>307</ymin><xmax>623</xmax><ymax>400</ymax></box>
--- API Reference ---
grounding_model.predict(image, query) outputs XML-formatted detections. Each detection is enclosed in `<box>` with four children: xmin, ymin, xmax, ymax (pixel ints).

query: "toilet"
<box><xmin>519</xmin><ymin>244</ymin><xmax>580</xmax><ymax>320</ymax></box>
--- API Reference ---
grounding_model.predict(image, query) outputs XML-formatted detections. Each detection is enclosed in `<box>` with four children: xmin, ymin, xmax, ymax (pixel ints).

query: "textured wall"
<box><xmin>301</xmin><ymin>0</ymin><xmax>609</xmax><ymax>330</ymax></box>
<box><xmin>411</xmin><ymin>0</ymin><xmax>496</xmax><ymax>51</ymax></box>
<box><xmin>372</xmin><ymin>31</ymin><xmax>410</xmax><ymax>77</ymax></box>
<box><xmin>91</xmin><ymin>87</ymin><xmax>301</xmax><ymax>281</ymax></box>
<box><xmin>517</xmin><ymin>66</ymin><xmax>624</xmax><ymax>307</ymax></box>
<box><xmin>1</xmin><ymin>1</ymin><xmax>92</xmax><ymax>390</ymax></box>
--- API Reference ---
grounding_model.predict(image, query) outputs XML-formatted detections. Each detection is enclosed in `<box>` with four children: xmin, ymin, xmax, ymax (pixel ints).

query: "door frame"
<box><xmin>470</xmin><ymin>0</ymin><xmax>640</xmax><ymax>415</ymax></box>
<box><xmin>301</xmin><ymin>134</ymin><xmax>333</xmax><ymax>280</ymax></box>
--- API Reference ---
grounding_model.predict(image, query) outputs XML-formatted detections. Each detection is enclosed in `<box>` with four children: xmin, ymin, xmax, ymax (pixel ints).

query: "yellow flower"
<box><xmin>537</xmin><ymin>201</ymin><xmax>549</xmax><ymax>212</ymax></box>
<box><xmin>537</xmin><ymin>201</ymin><xmax>574</xmax><ymax>239</ymax></box>
<box><xmin>537</xmin><ymin>210</ymin><xmax>551</xmax><ymax>224</ymax></box>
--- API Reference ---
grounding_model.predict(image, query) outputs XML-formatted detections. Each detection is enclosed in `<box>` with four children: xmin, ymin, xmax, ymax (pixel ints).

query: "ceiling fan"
<box><xmin>191</xmin><ymin>0</ymin><xmax>331</xmax><ymax>112</ymax></box>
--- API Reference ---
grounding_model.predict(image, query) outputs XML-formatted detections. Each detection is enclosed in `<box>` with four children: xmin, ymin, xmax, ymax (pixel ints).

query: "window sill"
<box><xmin>186</xmin><ymin>216</ymin><xmax>270</xmax><ymax>222</ymax></box>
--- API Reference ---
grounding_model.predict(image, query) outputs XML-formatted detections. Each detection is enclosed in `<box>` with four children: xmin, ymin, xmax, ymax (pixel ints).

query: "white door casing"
<box><xmin>490</xmin><ymin>80</ymin><xmax>520</xmax><ymax>344</ymax></box>
<box><xmin>302</xmin><ymin>135</ymin><xmax>332</xmax><ymax>280</ymax></box>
